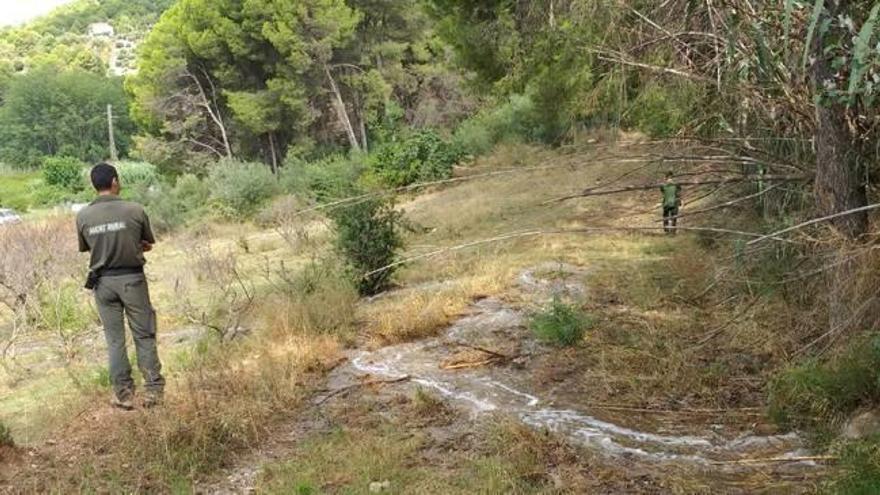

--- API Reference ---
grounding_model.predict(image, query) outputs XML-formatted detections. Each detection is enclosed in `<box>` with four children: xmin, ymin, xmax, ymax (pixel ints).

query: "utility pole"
<box><xmin>107</xmin><ymin>104</ymin><xmax>118</xmax><ymax>161</ymax></box>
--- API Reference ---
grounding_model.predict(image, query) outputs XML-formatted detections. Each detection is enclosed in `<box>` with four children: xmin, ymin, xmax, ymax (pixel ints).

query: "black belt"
<box><xmin>101</xmin><ymin>266</ymin><xmax>144</xmax><ymax>277</ymax></box>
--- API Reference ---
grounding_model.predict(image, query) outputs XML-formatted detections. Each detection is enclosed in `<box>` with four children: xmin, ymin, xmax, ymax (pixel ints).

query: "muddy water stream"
<box><xmin>342</xmin><ymin>265</ymin><xmax>816</xmax><ymax>474</ymax></box>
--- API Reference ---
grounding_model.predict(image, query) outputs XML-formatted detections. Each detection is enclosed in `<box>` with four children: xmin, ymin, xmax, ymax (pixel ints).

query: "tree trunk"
<box><xmin>324</xmin><ymin>64</ymin><xmax>361</xmax><ymax>152</ymax></box>
<box><xmin>810</xmin><ymin>0</ymin><xmax>867</xmax><ymax>239</ymax></box>
<box><xmin>268</xmin><ymin>132</ymin><xmax>278</xmax><ymax>176</ymax></box>
<box><xmin>809</xmin><ymin>0</ymin><xmax>868</xmax><ymax>335</ymax></box>
<box><xmin>187</xmin><ymin>68</ymin><xmax>233</xmax><ymax>159</ymax></box>
<box><xmin>107</xmin><ymin>104</ymin><xmax>118</xmax><ymax>161</ymax></box>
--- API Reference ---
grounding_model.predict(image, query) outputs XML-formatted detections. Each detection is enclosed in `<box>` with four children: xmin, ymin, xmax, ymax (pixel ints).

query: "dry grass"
<box><xmin>2</xmin><ymin>257</ymin><xmax>347</xmax><ymax>491</ymax></box>
<box><xmin>1</xmin><ymin>139</ymin><xmax>829</xmax><ymax>492</ymax></box>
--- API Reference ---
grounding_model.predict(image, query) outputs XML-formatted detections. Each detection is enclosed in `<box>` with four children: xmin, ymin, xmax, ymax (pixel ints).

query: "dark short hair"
<box><xmin>665</xmin><ymin>171</ymin><xmax>674</xmax><ymax>178</ymax></box>
<box><xmin>90</xmin><ymin>163</ymin><xmax>119</xmax><ymax>191</ymax></box>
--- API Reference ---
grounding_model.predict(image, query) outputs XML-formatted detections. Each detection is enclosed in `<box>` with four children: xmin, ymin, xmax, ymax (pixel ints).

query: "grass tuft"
<box><xmin>529</xmin><ymin>298</ymin><xmax>592</xmax><ymax>347</ymax></box>
<box><xmin>768</xmin><ymin>334</ymin><xmax>880</xmax><ymax>442</ymax></box>
<box><xmin>0</xmin><ymin>420</ymin><xmax>14</xmax><ymax>447</ymax></box>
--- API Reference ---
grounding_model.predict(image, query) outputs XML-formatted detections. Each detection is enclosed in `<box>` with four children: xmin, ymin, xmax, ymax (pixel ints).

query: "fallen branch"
<box><xmin>663</xmin><ymin>184</ymin><xmax>783</xmax><ymax>222</ymax></box>
<box><xmin>362</xmin><ymin>226</ymin><xmax>796</xmax><ymax>279</ymax></box>
<box><xmin>546</xmin><ymin>175</ymin><xmax>807</xmax><ymax>204</ymax></box>
<box><xmin>694</xmin><ymin>297</ymin><xmax>761</xmax><ymax>346</ymax></box>
<box><xmin>586</xmin><ymin>403</ymin><xmax>765</xmax><ymax>416</ymax></box>
<box><xmin>710</xmin><ymin>455</ymin><xmax>835</xmax><ymax>466</ymax></box>
<box><xmin>314</xmin><ymin>376</ymin><xmax>411</xmax><ymax>405</ymax></box>
<box><xmin>746</xmin><ymin>203</ymin><xmax>880</xmax><ymax>245</ymax></box>
<box><xmin>440</xmin><ymin>359</ymin><xmax>498</xmax><ymax>370</ymax></box>
<box><xmin>450</xmin><ymin>341</ymin><xmax>512</xmax><ymax>360</ymax></box>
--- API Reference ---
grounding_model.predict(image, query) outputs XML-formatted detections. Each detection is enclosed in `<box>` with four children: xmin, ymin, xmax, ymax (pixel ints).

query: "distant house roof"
<box><xmin>88</xmin><ymin>22</ymin><xmax>114</xmax><ymax>37</ymax></box>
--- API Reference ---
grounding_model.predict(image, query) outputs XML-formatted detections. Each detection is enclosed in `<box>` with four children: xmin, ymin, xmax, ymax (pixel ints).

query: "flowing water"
<box><xmin>341</xmin><ymin>264</ymin><xmax>817</xmax><ymax>474</ymax></box>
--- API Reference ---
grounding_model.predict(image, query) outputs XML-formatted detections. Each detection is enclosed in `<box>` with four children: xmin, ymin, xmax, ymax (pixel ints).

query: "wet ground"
<box><xmin>332</xmin><ymin>264</ymin><xmax>821</xmax><ymax>485</ymax></box>
<box><xmin>202</xmin><ymin>264</ymin><xmax>824</xmax><ymax>493</ymax></box>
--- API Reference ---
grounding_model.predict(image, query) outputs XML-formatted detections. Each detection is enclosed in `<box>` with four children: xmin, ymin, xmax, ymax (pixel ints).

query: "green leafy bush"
<box><xmin>42</xmin><ymin>156</ymin><xmax>87</xmax><ymax>191</ymax></box>
<box><xmin>625</xmin><ymin>81</ymin><xmax>703</xmax><ymax>138</ymax></box>
<box><xmin>115</xmin><ymin>160</ymin><xmax>159</xmax><ymax>189</ymax></box>
<box><xmin>453</xmin><ymin>94</ymin><xmax>539</xmax><ymax>156</ymax></box>
<box><xmin>368</xmin><ymin>130</ymin><xmax>463</xmax><ymax>187</ymax></box>
<box><xmin>529</xmin><ymin>298</ymin><xmax>591</xmax><ymax>347</ymax></box>
<box><xmin>280</xmin><ymin>154</ymin><xmax>363</xmax><ymax>202</ymax></box>
<box><xmin>145</xmin><ymin>174</ymin><xmax>211</xmax><ymax>232</ymax></box>
<box><xmin>329</xmin><ymin>197</ymin><xmax>403</xmax><ymax>296</ymax></box>
<box><xmin>207</xmin><ymin>159</ymin><xmax>279</xmax><ymax>218</ymax></box>
<box><xmin>769</xmin><ymin>334</ymin><xmax>880</xmax><ymax>440</ymax></box>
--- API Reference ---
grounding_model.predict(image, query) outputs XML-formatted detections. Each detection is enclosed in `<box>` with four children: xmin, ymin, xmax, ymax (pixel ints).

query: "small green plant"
<box><xmin>42</xmin><ymin>156</ymin><xmax>87</xmax><ymax>191</ymax></box>
<box><xmin>412</xmin><ymin>387</ymin><xmax>448</xmax><ymax>418</ymax></box>
<box><xmin>0</xmin><ymin>421</ymin><xmax>14</xmax><ymax>447</ymax></box>
<box><xmin>329</xmin><ymin>197</ymin><xmax>403</xmax><ymax>296</ymax></box>
<box><xmin>529</xmin><ymin>298</ymin><xmax>591</xmax><ymax>347</ymax></box>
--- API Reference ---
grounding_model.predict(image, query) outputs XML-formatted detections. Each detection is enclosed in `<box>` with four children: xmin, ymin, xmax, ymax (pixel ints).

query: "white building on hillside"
<box><xmin>88</xmin><ymin>22</ymin><xmax>114</xmax><ymax>37</ymax></box>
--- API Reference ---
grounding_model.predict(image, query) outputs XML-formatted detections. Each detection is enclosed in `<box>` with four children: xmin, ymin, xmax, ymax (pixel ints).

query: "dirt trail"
<box><xmin>203</xmin><ymin>263</ymin><xmax>821</xmax><ymax>493</ymax></box>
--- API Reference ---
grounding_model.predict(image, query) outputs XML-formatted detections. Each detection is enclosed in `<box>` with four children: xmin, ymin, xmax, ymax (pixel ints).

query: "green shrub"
<box><xmin>329</xmin><ymin>197</ymin><xmax>403</xmax><ymax>296</ymax></box>
<box><xmin>115</xmin><ymin>160</ymin><xmax>159</xmax><ymax>188</ymax></box>
<box><xmin>146</xmin><ymin>174</ymin><xmax>211</xmax><ymax>233</ymax></box>
<box><xmin>0</xmin><ymin>421</ymin><xmax>13</xmax><ymax>447</ymax></box>
<box><xmin>529</xmin><ymin>298</ymin><xmax>591</xmax><ymax>347</ymax></box>
<box><xmin>368</xmin><ymin>129</ymin><xmax>463</xmax><ymax>187</ymax></box>
<box><xmin>280</xmin><ymin>154</ymin><xmax>363</xmax><ymax>202</ymax></box>
<box><xmin>625</xmin><ymin>81</ymin><xmax>702</xmax><ymax>138</ymax></box>
<box><xmin>208</xmin><ymin>159</ymin><xmax>280</xmax><ymax>218</ymax></box>
<box><xmin>768</xmin><ymin>334</ymin><xmax>880</xmax><ymax>440</ymax></box>
<box><xmin>453</xmin><ymin>94</ymin><xmax>538</xmax><ymax>156</ymax></box>
<box><xmin>42</xmin><ymin>156</ymin><xmax>87</xmax><ymax>191</ymax></box>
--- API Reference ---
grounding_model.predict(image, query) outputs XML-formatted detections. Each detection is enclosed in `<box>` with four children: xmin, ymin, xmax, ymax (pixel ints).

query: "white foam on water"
<box><xmin>345</xmin><ymin>271</ymin><xmax>811</xmax><ymax>468</ymax></box>
<box><xmin>411</xmin><ymin>377</ymin><xmax>498</xmax><ymax>412</ymax></box>
<box><xmin>483</xmin><ymin>378</ymin><xmax>541</xmax><ymax>406</ymax></box>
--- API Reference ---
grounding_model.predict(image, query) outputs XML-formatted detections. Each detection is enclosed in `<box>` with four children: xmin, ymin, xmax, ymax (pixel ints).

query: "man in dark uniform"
<box><xmin>660</xmin><ymin>171</ymin><xmax>682</xmax><ymax>235</ymax></box>
<box><xmin>76</xmin><ymin>163</ymin><xmax>164</xmax><ymax>410</ymax></box>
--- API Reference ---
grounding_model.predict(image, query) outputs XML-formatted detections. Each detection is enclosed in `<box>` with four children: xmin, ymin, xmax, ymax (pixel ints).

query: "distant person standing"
<box><xmin>660</xmin><ymin>171</ymin><xmax>681</xmax><ymax>235</ymax></box>
<box><xmin>76</xmin><ymin>163</ymin><xmax>164</xmax><ymax>410</ymax></box>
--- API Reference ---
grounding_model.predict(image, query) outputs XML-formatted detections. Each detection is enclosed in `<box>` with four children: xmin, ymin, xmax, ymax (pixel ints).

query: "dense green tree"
<box><xmin>0</xmin><ymin>68</ymin><xmax>134</xmax><ymax>167</ymax></box>
<box><xmin>427</xmin><ymin>0</ymin><xmax>609</xmax><ymax>142</ymax></box>
<box><xmin>130</xmin><ymin>0</ymin><xmax>364</xmax><ymax>166</ymax></box>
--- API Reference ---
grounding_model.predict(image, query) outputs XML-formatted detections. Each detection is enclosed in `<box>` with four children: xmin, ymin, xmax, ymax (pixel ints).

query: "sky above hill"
<box><xmin>2</xmin><ymin>0</ymin><xmax>76</xmax><ymax>27</ymax></box>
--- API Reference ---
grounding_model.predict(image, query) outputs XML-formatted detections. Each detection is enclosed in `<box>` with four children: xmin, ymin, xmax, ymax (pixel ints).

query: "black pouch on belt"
<box><xmin>84</xmin><ymin>270</ymin><xmax>100</xmax><ymax>290</ymax></box>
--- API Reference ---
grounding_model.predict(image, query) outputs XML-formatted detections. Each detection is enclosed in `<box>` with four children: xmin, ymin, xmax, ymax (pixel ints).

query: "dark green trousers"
<box><xmin>94</xmin><ymin>273</ymin><xmax>165</xmax><ymax>399</ymax></box>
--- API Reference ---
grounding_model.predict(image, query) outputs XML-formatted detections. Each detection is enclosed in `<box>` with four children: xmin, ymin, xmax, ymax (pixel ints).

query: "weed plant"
<box><xmin>529</xmin><ymin>298</ymin><xmax>591</xmax><ymax>347</ymax></box>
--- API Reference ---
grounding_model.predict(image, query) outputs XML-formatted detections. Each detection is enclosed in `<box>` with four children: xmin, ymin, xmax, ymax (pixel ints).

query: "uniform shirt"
<box><xmin>76</xmin><ymin>195</ymin><xmax>155</xmax><ymax>272</ymax></box>
<box><xmin>660</xmin><ymin>183</ymin><xmax>680</xmax><ymax>208</ymax></box>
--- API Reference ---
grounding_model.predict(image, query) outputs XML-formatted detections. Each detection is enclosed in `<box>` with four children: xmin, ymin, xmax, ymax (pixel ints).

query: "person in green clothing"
<box><xmin>76</xmin><ymin>163</ymin><xmax>164</xmax><ymax>410</ymax></box>
<box><xmin>660</xmin><ymin>171</ymin><xmax>682</xmax><ymax>235</ymax></box>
